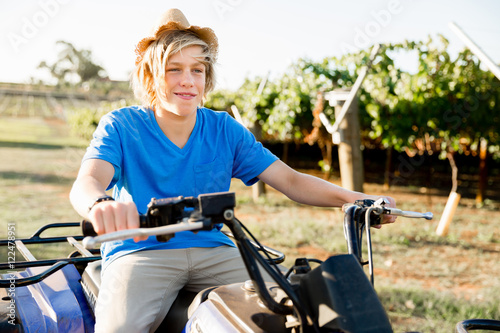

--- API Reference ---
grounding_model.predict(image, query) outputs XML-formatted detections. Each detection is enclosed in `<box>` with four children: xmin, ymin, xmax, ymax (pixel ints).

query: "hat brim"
<box><xmin>135</xmin><ymin>22</ymin><xmax>218</xmax><ymax>65</ymax></box>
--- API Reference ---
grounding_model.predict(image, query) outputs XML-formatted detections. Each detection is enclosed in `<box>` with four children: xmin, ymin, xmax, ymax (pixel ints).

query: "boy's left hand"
<box><xmin>367</xmin><ymin>195</ymin><xmax>397</xmax><ymax>227</ymax></box>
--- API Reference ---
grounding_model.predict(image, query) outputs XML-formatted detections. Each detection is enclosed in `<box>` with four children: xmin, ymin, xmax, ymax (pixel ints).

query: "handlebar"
<box><xmin>83</xmin><ymin>196</ymin><xmax>434</xmax><ymax>249</ymax></box>
<box><xmin>381</xmin><ymin>207</ymin><xmax>433</xmax><ymax>220</ymax></box>
<box><xmin>82</xmin><ymin>192</ymin><xmax>236</xmax><ymax>244</ymax></box>
<box><xmin>342</xmin><ymin>198</ymin><xmax>433</xmax><ymax>286</ymax></box>
<box><xmin>83</xmin><ymin>221</ymin><xmax>206</xmax><ymax>248</ymax></box>
<box><xmin>82</xmin><ymin>194</ymin><xmax>433</xmax><ymax>299</ymax></box>
<box><xmin>343</xmin><ymin>198</ymin><xmax>433</xmax><ymax>225</ymax></box>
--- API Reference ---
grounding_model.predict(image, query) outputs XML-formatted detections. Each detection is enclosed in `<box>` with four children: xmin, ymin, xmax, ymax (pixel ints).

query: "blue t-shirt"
<box><xmin>83</xmin><ymin>106</ymin><xmax>278</xmax><ymax>270</ymax></box>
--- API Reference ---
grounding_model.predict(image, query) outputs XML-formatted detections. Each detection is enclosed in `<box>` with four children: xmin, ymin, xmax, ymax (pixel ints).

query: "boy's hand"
<box><xmin>88</xmin><ymin>201</ymin><xmax>148</xmax><ymax>242</ymax></box>
<box><xmin>365</xmin><ymin>195</ymin><xmax>397</xmax><ymax>227</ymax></box>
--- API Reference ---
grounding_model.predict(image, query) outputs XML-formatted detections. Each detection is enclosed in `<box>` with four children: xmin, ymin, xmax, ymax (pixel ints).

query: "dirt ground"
<box><xmin>377</xmin><ymin>187</ymin><xmax>499</xmax><ymax>299</ymax></box>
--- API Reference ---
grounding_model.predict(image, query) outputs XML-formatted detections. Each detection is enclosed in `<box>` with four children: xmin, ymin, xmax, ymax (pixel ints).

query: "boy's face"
<box><xmin>156</xmin><ymin>45</ymin><xmax>206</xmax><ymax>117</ymax></box>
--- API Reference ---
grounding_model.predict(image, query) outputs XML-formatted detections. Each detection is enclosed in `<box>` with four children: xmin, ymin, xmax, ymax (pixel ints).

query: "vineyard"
<box><xmin>0</xmin><ymin>89</ymin><xmax>95</xmax><ymax>119</ymax></box>
<box><xmin>0</xmin><ymin>81</ymin><xmax>132</xmax><ymax>118</ymax></box>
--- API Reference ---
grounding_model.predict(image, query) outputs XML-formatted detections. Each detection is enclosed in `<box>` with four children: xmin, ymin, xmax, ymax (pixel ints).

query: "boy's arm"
<box><xmin>258</xmin><ymin>160</ymin><xmax>396</xmax><ymax>223</ymax></box>
<box><xmin>70</xmin><ymin>159</ymin><xmax>140</xmax><ymax>236</ymax></box>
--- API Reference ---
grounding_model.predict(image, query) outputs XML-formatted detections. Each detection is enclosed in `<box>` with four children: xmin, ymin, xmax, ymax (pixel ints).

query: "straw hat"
<box><xmin>135</xmin><ymin>8</ymin><xmax>218</xmax><ymax>65</ymax></box>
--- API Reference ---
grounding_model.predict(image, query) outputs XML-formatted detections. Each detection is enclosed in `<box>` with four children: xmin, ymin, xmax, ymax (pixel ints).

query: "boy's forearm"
<box><xmin>69</xmin><ymin>176</ymin><xmax>109</xmax><ymax>219</ymax></box>
<box><xmin>284</xmin><ymin>171</ymin><xmax>367</xmax><ymax>207</ymax></box>
<box><xmin>260</xmin><ymin>160</ymin><xmax>370</xmax><ymax>207</ymax></box>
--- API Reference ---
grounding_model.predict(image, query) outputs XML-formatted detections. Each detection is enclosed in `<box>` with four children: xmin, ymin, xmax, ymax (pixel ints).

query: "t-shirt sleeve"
<box><xmin>228</xmin><ymin>117</ymin><xmax>278</xmax><ymax>186</ymax></box>
<box><xmin>82</xmin><ymin>112</ymin><xmax>123</xmax><ymax>190</ymax></box>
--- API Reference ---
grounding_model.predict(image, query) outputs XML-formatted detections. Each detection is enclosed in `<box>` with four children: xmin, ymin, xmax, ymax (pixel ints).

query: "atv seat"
<box><xmin>81</xmin><ymin>260</ymin><xmax>213</xmax><ymax>333</ymax></box>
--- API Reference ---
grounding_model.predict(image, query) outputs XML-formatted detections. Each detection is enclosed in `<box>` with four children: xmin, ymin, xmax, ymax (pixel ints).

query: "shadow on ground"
<box><xmin>0</xmin><ymin>171</ymin><xmax>73</xmax><ymax>185</ymax></box>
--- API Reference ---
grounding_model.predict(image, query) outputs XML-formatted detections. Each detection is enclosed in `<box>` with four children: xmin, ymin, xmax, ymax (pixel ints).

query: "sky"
<box><xmin>1</xmin><ymin>0</ymin><xmax>499</xmax><ymax>91</ymax></box>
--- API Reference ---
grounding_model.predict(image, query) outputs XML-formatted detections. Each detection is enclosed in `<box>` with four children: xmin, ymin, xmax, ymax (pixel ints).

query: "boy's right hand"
<box><xmin>88</xmin><ymin>201</ymin><xmax>147</xmax><ymax>242</ymax></box>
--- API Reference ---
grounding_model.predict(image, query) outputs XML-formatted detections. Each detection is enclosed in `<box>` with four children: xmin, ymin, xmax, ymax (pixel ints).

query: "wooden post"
<box><xmin>330</xmin><ymin>88</ymin><xmax>364</xmax><ymax>192</ymax></box>
<box><xmin>250</xmin><ymin>121</ymin><xmax>266</xmax><ymax>201</ymax></box>
<box><xmin>231</xmin><ymin>105</ymin><xmax>266</xmax><ymax>202</ymax></box>
<box><xmin>436</xmin><ymin>151</ymin><xmax>461</xmax><ymax>236</ymax></box>
<box><xmin>436</xmin><ymin>191</ymin><xmax>461</xmax><ymax>236</ymax></box>
<box><xmin>320</xmin><ymin>45</ymin><xmax>379</xmax><ymax>191</ymax></box>
<box><xmin>383</xmin><ymin>146</ymin><xmax>393</xmax><ymax>190</ymax></box>
<box><xmin>476</xmin><ymin>138</ymin><xmax>488</xmax><ymax>205</ymax></box>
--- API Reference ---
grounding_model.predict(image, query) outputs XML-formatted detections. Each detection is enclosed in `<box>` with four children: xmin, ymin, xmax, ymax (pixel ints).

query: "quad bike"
<box><xmin>1</xmin><ymin>192</ymin><xmax>499</xmax><ymax>332</ymax></box>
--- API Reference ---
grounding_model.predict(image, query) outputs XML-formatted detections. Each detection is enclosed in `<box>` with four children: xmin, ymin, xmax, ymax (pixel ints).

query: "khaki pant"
<box><xmin>94</xmin><ymin>246</ymin><xmax>263</xmax><ymax>333</ymax></box>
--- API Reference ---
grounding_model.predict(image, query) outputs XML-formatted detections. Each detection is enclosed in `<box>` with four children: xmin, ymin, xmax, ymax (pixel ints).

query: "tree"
<box><xmin>361</xmin><ymin>36</ymin><xmax>500</xmax><ymax>201</ymax></box>
<box><xmin>38</xmin><ymin>41</ymin><xmax>107</xmax><ymax>86</ymax></box>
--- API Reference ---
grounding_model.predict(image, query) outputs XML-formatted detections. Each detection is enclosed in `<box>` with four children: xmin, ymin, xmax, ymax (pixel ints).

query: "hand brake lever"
<box><xmin>82</xmin><ymin>221</ymin><xmax>205</xmax><ymax>249</ymax></box>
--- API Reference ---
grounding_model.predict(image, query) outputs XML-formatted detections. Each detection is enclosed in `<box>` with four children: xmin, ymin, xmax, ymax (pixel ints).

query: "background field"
<box><xmin>0</xmin><ymin>116</ymin><xmax>499</xmax><ymax>332</ymax></box>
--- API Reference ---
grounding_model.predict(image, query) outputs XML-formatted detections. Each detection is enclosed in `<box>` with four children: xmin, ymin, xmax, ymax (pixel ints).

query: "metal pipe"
<box><xmin>449</xmin><ymin>22</ymin><xmax>500</xmax><ymax>81</ymax></box>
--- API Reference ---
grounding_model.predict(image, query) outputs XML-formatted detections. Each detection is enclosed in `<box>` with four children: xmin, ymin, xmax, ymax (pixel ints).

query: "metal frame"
<box><xmin>456</xmin><ymin>319</ymin><xmax>500</xmax><ymax>332</ymax></box>
<box><xmin>0</xmin><ymin>222</ymin><xmax>101</xmax><ymax>287</ymax></box>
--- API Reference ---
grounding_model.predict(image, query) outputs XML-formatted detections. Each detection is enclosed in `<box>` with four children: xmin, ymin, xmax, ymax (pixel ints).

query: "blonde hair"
<box><xmin>131</xmin><ymin>30</ymin><xmax>216</xmax><ymax>109</ymax></box>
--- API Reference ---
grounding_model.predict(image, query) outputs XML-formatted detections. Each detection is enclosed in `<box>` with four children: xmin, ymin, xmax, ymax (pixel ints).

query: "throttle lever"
<box><xmin>381</xmin><ymin>208</ymin><xmax>433</xmax><ymax>220</ymax></box>
<box><xmin>370</xmin><ymin>198</ymin><xmax>433</xmax><ymax>220</ymax></box>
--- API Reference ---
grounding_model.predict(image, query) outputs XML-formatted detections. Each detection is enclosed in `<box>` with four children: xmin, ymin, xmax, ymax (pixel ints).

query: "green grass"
<box><xmin>0</xmin><ymin>117</ymin><xmax>86</xmax><ymax>262</ymax></box>
<box><xmin>378</xmin><ymin>286</ymin><xmax>500</xmax><ymax>332</ymax></box>
<box><xmin>0</xmin><ymin>117</ymin><xmax>87</xmax><ymax>148</ymax></box>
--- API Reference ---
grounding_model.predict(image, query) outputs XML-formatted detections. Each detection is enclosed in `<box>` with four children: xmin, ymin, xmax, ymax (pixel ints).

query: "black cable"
<box><xmin>365</xmin><ymin>208</ymin><xmax>376</xmax><ymax>286</ymax></box>
<box><xmin>307</xmin><ymin>258</ymin><xmax>323</xmax><ymax>264</ymax></box>
<box><xmin>225</xmin><ymin>218</ymin><xmax>292</xmax><ymax>315</ymax></box>
<box><xmin>229</xmin><ymin>216</ymin><xmax>319</xmax><ymax>333</ymax></box>
<box><xmin>238</xmin><ymin>219</ymin><xmax>284</xmax><ymax>276</ymax></box>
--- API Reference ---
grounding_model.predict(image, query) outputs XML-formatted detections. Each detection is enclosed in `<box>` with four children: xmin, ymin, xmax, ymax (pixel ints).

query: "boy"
<box><xmin>70</xmin><ymin>8</ymin><xmax>396</xmax><ymax>332</ymax></box>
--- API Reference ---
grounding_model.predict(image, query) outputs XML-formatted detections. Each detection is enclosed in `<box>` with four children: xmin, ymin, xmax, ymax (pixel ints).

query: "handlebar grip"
<box><xmin>81</xmin><ymin>216</ymin><xmax>149</xmax><ymax>237</ymax></box>
<box><xmin>82</xmin><ymin>220</ymin><xmax>97</xmax><ymax>237</ymax></box>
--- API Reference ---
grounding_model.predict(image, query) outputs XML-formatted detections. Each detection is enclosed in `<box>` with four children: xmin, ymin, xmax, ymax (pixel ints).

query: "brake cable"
<box><xmin>365</xmin><ymin>207</ymin><xmax>377</xmax><ymax>286</ymax></box>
